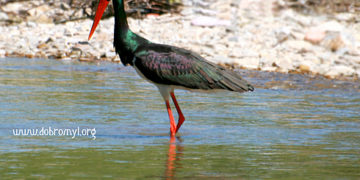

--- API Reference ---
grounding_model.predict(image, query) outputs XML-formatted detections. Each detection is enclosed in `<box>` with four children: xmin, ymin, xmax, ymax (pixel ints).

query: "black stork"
<box><xmin>88</xmin><ymin>0</ymin><xmax>254</xmax><ymax>136</ymax></box>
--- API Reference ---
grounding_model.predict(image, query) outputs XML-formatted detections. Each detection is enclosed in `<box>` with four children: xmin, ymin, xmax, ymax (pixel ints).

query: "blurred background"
<box><xmin>0</xmin><ymin>0</ymin><xmax>359</xmax><ymax>24</ymax></box>
<box><xmin>0</xmin><ymin>0</ymin><xmax>182</xmax><ymax>24</ymax></box>
<box><xmin>0</xmin><ymin>0</ymin><xmax>359</xmax><ymax>79</ymax></box>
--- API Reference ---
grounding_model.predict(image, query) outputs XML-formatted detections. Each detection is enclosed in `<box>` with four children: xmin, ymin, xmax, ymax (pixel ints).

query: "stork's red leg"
<box><xmin>170</xmin><ymin>92</ymin><xmax>185</xmax><ymax>133</ymax></box>
<box><xmin>166</xmin><ymin>100</ymin><xmax>176</xmax><ymax>136</ymax></box>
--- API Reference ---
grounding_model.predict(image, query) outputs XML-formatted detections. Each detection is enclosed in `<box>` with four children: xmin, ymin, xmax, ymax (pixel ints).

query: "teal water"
<box><xmin>0</xmin><ymin>58</ymin><xmax>359</xmax><ymax>179</ymax></box>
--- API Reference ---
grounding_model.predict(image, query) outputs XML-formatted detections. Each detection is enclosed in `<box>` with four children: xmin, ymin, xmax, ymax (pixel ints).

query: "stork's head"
<box><xmin>88</xmin><ymin>0</ymin><xmax>110</xmax><ymax>40</ymax></box>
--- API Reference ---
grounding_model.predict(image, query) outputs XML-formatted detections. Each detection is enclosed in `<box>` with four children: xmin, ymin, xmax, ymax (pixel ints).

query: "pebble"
<box><xmin>305</xmin><ymin>28</ymin><xmax>326</xmax><ymax>44</ymax></box>
<box><xmin>298</xmin><ymin>64</ymin><xmax>311</xmax><ymax>73</ymax></box>
<box><xmin>0</xmin><ymin>11</ymin><xmax>8</xmax><ymax>21</ymax></box>
<box><xmin>191</xmin><ymin>16</ymin><xmax>231</xmax><ymax>27</ymax></box>
<box><xmin>321</xmin><ymin>31</ymin><xmax>345</xmax><ymax>52</ymax></box>
<box><xmin>326</xmin><ymin>65</ymin><xmax>356</xmax><ymax>78</ymax></box>
<box><xmin>0</xmin><ymin>49</ymin><xmax>5</xmax><ymax>57</ymax></box>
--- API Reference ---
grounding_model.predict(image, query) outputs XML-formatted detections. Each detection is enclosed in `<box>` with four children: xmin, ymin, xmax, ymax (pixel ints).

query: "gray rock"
<box><xmin>60</xmin><ymin>3</ymin><xmax>71</xmax><ymax>11</ymax></box>
<box><xmin>0</xmin><ymin>11</ymin><xmax>8</xmax><ymax>21</ymax></box>
<box><xmin>326</xmin><ymin>65</ymin><xmax>356</xmax><ymax>78</ymax></box>
<box><xmin>0</xmin><ymin>49</ymin><xmax>5</xmax><ymax>57</ymax></box>
<box><xmin>191</xmin><ymin>16</ymin><xmax>231</xmax><ymax>27</ymax></box>
<box><xmin>26</xmin><ymin>21</ymin><xmax>37</xmax><ymax>28</ymax></box>
<box><xmin>274</xmin><ymin>27</ymin><xmax>293</xmax><ymax>44</ymax></box>
<box><xmin>1</xmin><ymin>2</ymin><xmax>24</xmax><ymax>13</ymax></box>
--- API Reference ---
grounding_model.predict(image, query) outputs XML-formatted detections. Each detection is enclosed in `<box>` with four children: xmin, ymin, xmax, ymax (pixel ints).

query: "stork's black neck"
<box><xmin>113</xmin><ymin>0</ymin><xmax>149</xmax><ymax>65</ymax></box>
<box><xmin>113</xmin><ymin>0</ymin><xmax>129</xmax><ymax>31</ymax></box>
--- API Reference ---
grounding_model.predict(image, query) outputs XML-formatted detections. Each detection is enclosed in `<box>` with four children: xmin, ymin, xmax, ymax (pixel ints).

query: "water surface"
<box><xmin>0</xmin><ymin>58</ymin><xmax>359</xmax><ymax>179</ymax></box>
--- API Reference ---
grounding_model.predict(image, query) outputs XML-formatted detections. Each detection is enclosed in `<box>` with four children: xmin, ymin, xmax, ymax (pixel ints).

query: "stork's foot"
<box><xmin>170</xmin><ymin>128</ymin><xmax>176</xmax><ymax>137</ymax></box>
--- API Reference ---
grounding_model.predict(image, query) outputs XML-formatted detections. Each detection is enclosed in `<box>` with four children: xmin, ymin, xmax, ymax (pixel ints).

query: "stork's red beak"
<box><xmin>88</xmin><ymin>0</ymin><xmax>110</xmax><ymax>40</ymax></box>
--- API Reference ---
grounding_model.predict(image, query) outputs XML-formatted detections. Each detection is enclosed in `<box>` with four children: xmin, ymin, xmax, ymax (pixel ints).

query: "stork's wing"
<box><xmin>133</xmin><ymin>44</ymin><xmax>254</xmax><ymax>92</ymax></box>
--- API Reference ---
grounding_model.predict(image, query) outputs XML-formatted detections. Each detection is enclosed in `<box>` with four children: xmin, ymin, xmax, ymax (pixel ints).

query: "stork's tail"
<box><xmin>218</xmin><ymin>70</ymin><xmax>254</xmax><ymax>92</ymax></box>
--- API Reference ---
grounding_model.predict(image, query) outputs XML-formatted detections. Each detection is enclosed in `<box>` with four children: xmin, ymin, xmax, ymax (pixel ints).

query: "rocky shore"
<box><xmin>0</xmin><ymin>0</ymin><xmax>359</xmax><ymax>79</ymax></box>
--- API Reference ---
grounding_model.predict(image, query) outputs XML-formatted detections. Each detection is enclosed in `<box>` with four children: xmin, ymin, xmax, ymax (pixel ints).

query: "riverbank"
<box><xmin>0</xmin><ymin>0</ymin><xmax>359</xmax><ymax>80</ymax></box>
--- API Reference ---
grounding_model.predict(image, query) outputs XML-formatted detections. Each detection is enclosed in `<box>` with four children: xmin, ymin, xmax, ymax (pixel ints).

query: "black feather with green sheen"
<box><xmin>134</xmin><ymin>43</ymin><xmax>254</xmax><ymax>92</ymax></box>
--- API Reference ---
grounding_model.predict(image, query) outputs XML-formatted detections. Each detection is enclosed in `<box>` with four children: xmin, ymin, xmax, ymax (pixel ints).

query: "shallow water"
<box><xmin>0</xmin><ymin>58</ymin><xmax>359</xmax><ymax>179</ymax></box>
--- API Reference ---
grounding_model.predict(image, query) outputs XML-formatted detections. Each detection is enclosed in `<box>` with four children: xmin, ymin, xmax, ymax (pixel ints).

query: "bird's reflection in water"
<box><xmin>165</xmin><ymin>136</ymin><xmax>183</xmax><ymax>180</ymax></box>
